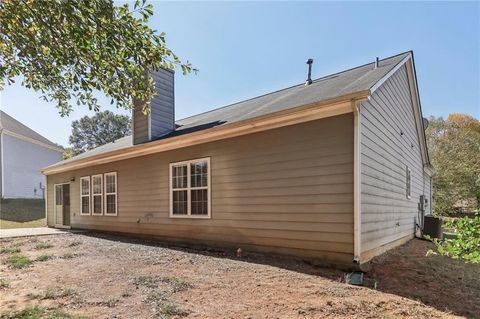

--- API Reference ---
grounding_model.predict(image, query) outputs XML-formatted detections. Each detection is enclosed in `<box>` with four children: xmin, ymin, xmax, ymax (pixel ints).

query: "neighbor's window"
<box><xmin>406</xmin><ymin>166</ymin><xmax>411</xmax><ymax>199</ymax></box>
<box><xmin>92</xmin><ymin>174</ymin><xmax>103</xmax><ymax>215</ymax></box>
<box><xmin>104</xmin><ymin>172</ymin><xmax>118</xmax><ymax>216</ymax></box>
<box><xmin>80</xmin><ymin>176</ymin><xmax>91</xmax><ymax>215</ymax></box>
<box><xmin>170</xmin><ymin>157</ymin><xmax>210</xmax><ymax>218</ymax></box>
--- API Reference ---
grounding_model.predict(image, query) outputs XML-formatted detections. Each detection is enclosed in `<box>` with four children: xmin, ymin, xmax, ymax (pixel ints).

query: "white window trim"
<box><xmin>169</xmin><ymin>157</ymin><xmax>211</xmax><ymax>219</ymax></box>
<box><xmin>406</xmin><ymin>166</ymin><xmax>411</xmax><ymax>199</ymax></box>
<box><xmin>92</xmin><ymin>174</ymin><xmax>103</xmax><ymax>216</ymax></box>
<box><xmin>103</xmin><ymin>172</ymin><xmax>118</xmax><ymax>216</ymax></box>
<box><xmin>80</xmin><ymin>176</ymin><xmax>91</xmax><ymax>215</ymax></box>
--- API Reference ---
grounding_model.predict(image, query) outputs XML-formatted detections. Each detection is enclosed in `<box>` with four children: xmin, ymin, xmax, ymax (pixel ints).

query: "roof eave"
<box><xmin>2</xmin><ymin>129</ymin><xmax>64</xmax><ymax>153</ymax></box>
<box><xmin>42</xmin><ymin>91</ymin><xmax>370</xmax><ymax>175</ymax></box>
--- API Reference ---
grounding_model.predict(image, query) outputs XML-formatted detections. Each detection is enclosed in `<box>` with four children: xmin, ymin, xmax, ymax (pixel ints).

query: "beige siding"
<box><xmin>360</xmin><ymin>65</ymin><xmax>429</xmax><ymax>257</ymax></box>
<box><xmin>47</xmin><ymin>114</ymin><xmax>354</xmax><ymax>264</ymax></box>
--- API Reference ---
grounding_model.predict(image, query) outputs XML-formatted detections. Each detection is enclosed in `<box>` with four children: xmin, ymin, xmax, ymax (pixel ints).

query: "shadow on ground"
<box><xmin>364</xmin><ymin>239</ymin><xmax>480</xmax><ymax>318</ymax></box>
<box><xmin>0</xmin><ymin>199</ymin><xmax>45</xmax><ymax>222</ymax></box>
<box><xmin>76</xmin><ymin>232</ymin><xmax>479</xmax><ymax>318</ymax></box>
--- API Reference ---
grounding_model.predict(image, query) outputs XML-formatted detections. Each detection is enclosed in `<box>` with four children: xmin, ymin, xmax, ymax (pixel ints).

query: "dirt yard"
<box><xmin>0</xmin><ymin>233</ymin><xmax>478</xmax><ymax>319</ymax></box>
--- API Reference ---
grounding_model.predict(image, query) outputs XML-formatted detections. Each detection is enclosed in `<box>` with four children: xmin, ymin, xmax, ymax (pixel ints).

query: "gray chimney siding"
<box><xmin>133</xmin><ymin>68</ymin><xmax>175</xmax><ymax>145</ymax></box>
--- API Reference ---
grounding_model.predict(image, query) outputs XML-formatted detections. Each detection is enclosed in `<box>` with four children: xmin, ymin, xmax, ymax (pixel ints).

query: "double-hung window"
<box><xmin>80</xmin><ymin>176</ymin><xmax>91</xmax><ymax>215</ymax></box>
<box><xmin>406</xmin><ymin>166</ymin><xmax>411</xmax><ymax>199</ymax></box>
<box><xmin>92</xmin><ymin>174</ymin><xmax>103</xmax><ymax>215</ymax></box>
<box><xmin>170</xmin><ymin>157</ymin><xmax>210</xmax><ymax>218</ymax></box>
<box><xmin>104</xmin><ymin>172</ymin><xmax>118</xmax><ymax>216</ymax></box>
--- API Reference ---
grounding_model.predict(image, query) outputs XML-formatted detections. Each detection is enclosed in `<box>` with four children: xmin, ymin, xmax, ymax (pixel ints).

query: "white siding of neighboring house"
<box><xmin>2</xmin><ymin>133</ymin><xmax>63</xmax><ymax>199</ymax></box>
<box><xmin>360</xmin><ymin>64</ymin><xmax>430</xmax><ymax>258</ymax></box>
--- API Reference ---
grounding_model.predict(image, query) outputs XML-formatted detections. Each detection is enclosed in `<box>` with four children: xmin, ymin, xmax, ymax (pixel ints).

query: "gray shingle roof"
<box><xmin>0</xmin><ymin>110</ymin><xmax>62</xmax><ymax>150</ymax></box>
<box><xmin>57</xmin><ymin>51</ymin><xmax>411</xmax><ymax>164</ymax></box>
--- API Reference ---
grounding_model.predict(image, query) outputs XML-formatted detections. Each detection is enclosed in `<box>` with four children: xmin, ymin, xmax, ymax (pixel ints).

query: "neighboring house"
<box><xmin>42</xmin><ymin>51</ymin><xmax>434</xmax><ymax>267</ymax></box>
<box><xmin>0</xmin><ymin>111</ymin><xmax>63</xmax><ymax>199</ymax></box>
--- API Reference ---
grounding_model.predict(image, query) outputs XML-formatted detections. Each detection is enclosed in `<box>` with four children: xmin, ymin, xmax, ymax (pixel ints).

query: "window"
<box><xmin>92</xmin><ymin>174</ymin><xmax>103</xmax><ymax>215</ymax></box>
<box><xmin>170</xmin><ymin>157</ymin><xmax>210</xmax><ymax>218</ymax></box>
<box><xmin>104</xmin><ymin>172</ymin><xmax>118</xmax><ymax>216</ymax></box>
<box><xmin>406</xmin><ymin>166</ymin><xmax>411</xmax><ymax>199</ymax></box>
<box><xmin>80</xmin><ymin>176</ymin><xmax>91</xmax><ymax>215</ymax></box>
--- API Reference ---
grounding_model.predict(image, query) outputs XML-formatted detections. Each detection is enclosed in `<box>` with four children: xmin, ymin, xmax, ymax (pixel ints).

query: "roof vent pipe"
<box><xmin>305</xmin><ymin>59</ymin><xmax>313</xmax><ymax>86</ymax></box>
<box><xmin>374</xmin><ymin>57</ymin><xmax>379</xmax><ymax>69</ymax></box>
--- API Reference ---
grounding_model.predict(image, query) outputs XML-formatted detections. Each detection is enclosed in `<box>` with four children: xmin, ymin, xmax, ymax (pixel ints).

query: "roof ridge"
<box><xmin>0</xmin><ymin>110</ymin><xmax>62</xmax><ymax>149</ymax></box>
<box><xmin>176</xmin><ymin>51</ymin><xmax>412</xmax><ymax>123</ymax></box>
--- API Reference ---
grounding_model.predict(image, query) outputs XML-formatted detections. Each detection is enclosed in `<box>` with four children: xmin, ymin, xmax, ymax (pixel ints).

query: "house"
<box><xmin>42</xmin><ymin>51</ymin><xmax>434</xmax><ymax>267</ymax></box>
<box><xmin>0</xmin><ymin>111</ymin><xmax>63</xmax><ymax>199</ymax></box>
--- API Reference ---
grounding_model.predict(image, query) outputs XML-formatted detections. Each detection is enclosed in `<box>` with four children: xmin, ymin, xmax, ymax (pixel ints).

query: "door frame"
<box><xmin>53</xmin><ymin>182</ymin><xmax>72</xmax><ymax>229</ymax></box>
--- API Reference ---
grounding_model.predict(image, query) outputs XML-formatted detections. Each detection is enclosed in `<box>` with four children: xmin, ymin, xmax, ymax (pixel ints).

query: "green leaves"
<box><xmin>0</xmin><ymin>0</ymin><xmax>194</xmax><ymax>116</ymax></box>
<box><xmin>426</xmin><ymin>214</ymin><xmax>480</xmax><ymax>263</ymax></box>
<box><xmin>426</xmin><ymin>115</ymin><xmax>480</xmax><ymax>214</ymax></box>
<box><xmin>68</xmin><ymin>111</ymin><xmax>131</xmax><ymax>155</ymax></box>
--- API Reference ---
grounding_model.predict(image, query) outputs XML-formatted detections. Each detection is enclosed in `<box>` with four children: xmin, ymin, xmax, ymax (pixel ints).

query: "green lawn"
<box><xmin>0</xmin><ymin>199</ymin><xmax>46</xmax><ymax>229</ymax></box>
<box><xmin>0</xmin><ymin>218</ymin><xmax>46</xmax><ymax>229</ymax></box>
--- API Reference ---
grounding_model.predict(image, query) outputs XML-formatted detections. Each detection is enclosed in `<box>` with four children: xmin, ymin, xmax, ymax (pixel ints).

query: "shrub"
<box><xmin>427</xmin><ymin>214</ymin><xmax>480</xmax><ymax>263</ymax></box>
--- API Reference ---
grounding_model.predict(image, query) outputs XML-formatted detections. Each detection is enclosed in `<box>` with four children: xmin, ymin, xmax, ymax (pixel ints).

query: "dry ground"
<box><xmin>0</xmin><ymin>233</ymin><xmax>478</xmax><ymax>319</ymax></box>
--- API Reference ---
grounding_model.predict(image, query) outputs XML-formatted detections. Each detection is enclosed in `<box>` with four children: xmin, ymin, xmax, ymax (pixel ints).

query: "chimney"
<box><xmin>374</xmin><ymin>57</ymin><xmax>379</xmax><ymax>69</ymax></box>
<box><xmin>305</xmin><ymin>59</ymin><xmax>313</xmax><ymax>86</ymax></box>
<box><xmin>133</xmin><ymin>68</ymin><xmax>175</xmax><ymax>145</ymax></box>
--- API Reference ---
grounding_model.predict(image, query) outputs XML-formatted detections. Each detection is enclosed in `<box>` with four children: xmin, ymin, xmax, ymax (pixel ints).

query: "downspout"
<box><xmin>352</xmin><ymin>99</ymin><xmax>365</xmax><ymax>263</ymax></box>
<box><xmin>44</xmin><ymin>177</ymin><xmax>48</xmax><ymax>227</ymax></box>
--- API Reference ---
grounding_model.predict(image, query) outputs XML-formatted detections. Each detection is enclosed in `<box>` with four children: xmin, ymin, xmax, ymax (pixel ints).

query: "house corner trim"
<box><xmin>352</xmin><ymin>99</ymin><xmax>365</xmax><ymax>263</ymax></box>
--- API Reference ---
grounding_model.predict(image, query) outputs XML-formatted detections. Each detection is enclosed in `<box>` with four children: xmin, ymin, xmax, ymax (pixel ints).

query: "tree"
<box><xmin>69</xmin><ymin>111</ymin><xmax>131</xmax><ymax>155</ymax></box>
<box><xmin>0</xmin><ymin>0</ymin><xmax>193</xmax><ymax>116</ymax></box>
<box><xmin>426</xmin><ymin>114</ymin><xmax>480</xmax><ymax>213</ymax></box>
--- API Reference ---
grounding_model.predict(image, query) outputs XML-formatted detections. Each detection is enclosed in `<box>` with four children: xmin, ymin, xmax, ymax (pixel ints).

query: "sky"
<box><xmin>1</xmin><ymin>1</ymin><xmax>479</xmax><ymax>147</ymax></box>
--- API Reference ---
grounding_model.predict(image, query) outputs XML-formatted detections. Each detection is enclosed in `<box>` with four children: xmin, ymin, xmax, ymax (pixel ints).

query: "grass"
<box><xmin>136</xmin><ymin>275</ymin><xmax>192</xmax><ymax>318</ymax></box>
<box><xmin>161</xmin><ymin>277</ymin><xmax>193</xmax><ymax>293</ymax></box>
<box><xmin>133</xmin><ymin>275</ymin><xmax>160</xmax><ymax>288</ymax></box>
<box><xmin>35</xmin><ymin>242</ymin><xmax>53</xmax><ymax>250</ymax></box>
<box><xmin>59</xmin><ymin>253</ymin><xmax>76</xmax><ymax>259</ymax></box>
<box><xmin>0</xmin><ymin>279</ymin><xmax>10</xmax><ymax>289</ymax></box>
<box><xmin>143</xmin><ymin>291</ymin><xmax>189</xmax><ymax>318</ymax></box>
<box><xmin>28</xmin><ymin>287</ymin><xmax>77</xmax><ymax>300</ymax></box>
<box><xmin>0</xmin><ymin>306</ymin><xmax>83</xmax><ymax>319</ymax></box>
<box><xmin>0</xmin><ymin>247</ymin><xmax>21</xmax><ymax>254</ymax></box>
<box><xmin>5</xmin><ymin>254</ymin><xmax>32</xmax><ymax>269</ymax></box>
<box><xmin>0</xmin><ymin>218</ymin><xmax>46</xmax><ymax>229</ymax></box>
<box><xmin>36</xmin><ymin>254</ymin><xmax>53</xmax><ymax>262</ymax></box>
<box><xmin>0</xmin><ymin>199</ymin><xmax>45</xmax><ymax>221</ymax></box>
<box><xmin>0</xmin><ymin>198</ymin><xmax>46</xmax><ymax>229</ymax></box>
<box><xmin>68</xmin><ymin>241</ymin><xmax>82</xmax><ymax>247</ymax></box>
<box><xmin>133</xmin><ymin>275</ymin><xmax>192</xmax><ymax>292</ymax></box>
